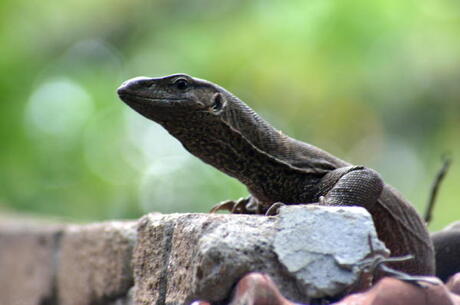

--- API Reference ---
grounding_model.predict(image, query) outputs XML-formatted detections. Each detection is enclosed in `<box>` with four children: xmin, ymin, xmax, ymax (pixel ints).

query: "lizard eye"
<box><xmin>210</xmin><ymin>93</ymin><xmax>225</xmax><ymax>112</ymax></box>
<box><xmin>175</xmin><ymin>79</ymin><xmax>189</xmax><ymax>90</ymax></box>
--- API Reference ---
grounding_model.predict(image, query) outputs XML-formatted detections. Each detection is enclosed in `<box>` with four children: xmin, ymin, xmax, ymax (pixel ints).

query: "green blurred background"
<box><xmin>0</xmin><ymin>0</ymin><xmax>459</xmax><ymax>230</ymax></box>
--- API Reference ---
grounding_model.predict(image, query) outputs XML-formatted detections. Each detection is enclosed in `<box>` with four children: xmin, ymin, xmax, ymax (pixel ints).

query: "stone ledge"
<box><xmin>0</xmin><ymin>219</ymin><xmax>136</xmax><ymax>305</ymax></box>
<box><xmin>0</xmin><ymin>205</ymin><xmax>387</xmax><ymax>305</ymax></box>
<box><xmin>133</xmin><ymin>205</ymin><xmax>387</xmax><ymax>304</ymax></box>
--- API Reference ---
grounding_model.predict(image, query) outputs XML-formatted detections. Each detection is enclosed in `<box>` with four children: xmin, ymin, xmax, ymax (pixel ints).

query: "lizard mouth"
<box><xmin>117</xmin><ymin>91</ymin><xmax>192</xmax><ymax>108</ymax></box>
<box><xmin>116</xmin><ymin>77</ymin><xmax>203</xmax><ymax>112</ymax></box>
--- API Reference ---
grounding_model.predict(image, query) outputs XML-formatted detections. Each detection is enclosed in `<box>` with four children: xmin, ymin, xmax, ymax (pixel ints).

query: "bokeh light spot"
<box><xmin>25</xmin><ymin>78</ymin><xmax>93</xmax><ymax>138</ymax></box>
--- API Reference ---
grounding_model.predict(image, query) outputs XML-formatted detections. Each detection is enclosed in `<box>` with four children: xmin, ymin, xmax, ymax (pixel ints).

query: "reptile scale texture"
<box><xmin>117</xmin><ymin>73</ymin><xmax>435</xmax><ymax>277</ymax></box>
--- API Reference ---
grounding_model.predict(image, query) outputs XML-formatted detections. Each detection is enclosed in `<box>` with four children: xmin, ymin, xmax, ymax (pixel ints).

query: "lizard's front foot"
<box><xmin>209</xmin><ymin>197</ymin><xmax>250</xmax><ymax>214</ymax></box>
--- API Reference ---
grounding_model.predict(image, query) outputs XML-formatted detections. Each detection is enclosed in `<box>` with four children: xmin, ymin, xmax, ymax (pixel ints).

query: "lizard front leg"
<box><xmin>316</xmin><ymin>166</ymin><xmax>431</xmax><ymax>281</ymax></box>
<box><xmin>265</xmin><ymin>167</ymin><xmax>384</xmax><ymax>216</ymax></box>
<box><xmin>317</xmin><ymin>166</ymin><xmax>384</xmax><ymax>209</ymax></box>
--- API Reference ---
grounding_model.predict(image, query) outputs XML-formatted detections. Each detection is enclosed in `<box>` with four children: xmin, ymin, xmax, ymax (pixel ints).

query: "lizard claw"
<box><xmin>318</xmin><ymin>196</ymin><xmax>328</xmax><ymax>205</ymax></box>
<box><xmin>265</xmin><ymin>202</ymin><xmax>285</xmax><ymax>216</ymax></box>
<box><xmin>209</xmin><ymin>198</ymin><xmax>250</xmax><ymax>214</ymax></box>
<box><xmin>209</xmin><ymin>200</ymin><xmax>235</xmax><ymax>213</ymax></box>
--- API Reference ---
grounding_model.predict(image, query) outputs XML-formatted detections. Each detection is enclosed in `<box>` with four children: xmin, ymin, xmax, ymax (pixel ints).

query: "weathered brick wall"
<box><xmin>0</xmin><ymin>217</ymin><xmax>136</xmax><ymax>305</ymax></box>
<box><xmin>0</xmin><ymin>206</ymin><xmax>387</xmax><ymax>305</ymax></box>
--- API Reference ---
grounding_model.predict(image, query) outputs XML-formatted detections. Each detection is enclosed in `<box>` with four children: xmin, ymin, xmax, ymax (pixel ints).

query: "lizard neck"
<box><xmin>160</xmin><ymin>99</ymin><xmax>327</xmax><ymax>203</ymax></box>
<box><xmin>163</xmin><ymin>116</ymin><xmax>286</xmax><ymax>181</ymax></box>
<box><xmin>221</xmin><ymin>97</ymin><xmax>286</xmax><ymax>157</ymax></box>
<box><xmin>164</xmin><ymin>119</ymin><xmax>301</xmax><ymax>202</ymax></box>
<box><xmin>214</xmin><ymin>95</ymin><xmax>345</xmax><ymax>172</ymax></box>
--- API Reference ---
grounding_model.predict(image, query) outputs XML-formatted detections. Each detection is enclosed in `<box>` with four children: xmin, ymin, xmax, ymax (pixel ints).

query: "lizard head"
<box><xmin>117</xmin><ymin>73</ymin><xmax>229</xmax><ymax>124</ymax></box>
<box><xmin>117</xmin><ymin>74</ymin><xmax>283</xmax><ymax>179</ymax></box>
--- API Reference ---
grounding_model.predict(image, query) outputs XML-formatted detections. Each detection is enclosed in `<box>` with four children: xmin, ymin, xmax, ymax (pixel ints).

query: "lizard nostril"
<box><xmin>117</xmin><ymin>85</ymin><xmax>128</xmax><ymax>96</ymax></box>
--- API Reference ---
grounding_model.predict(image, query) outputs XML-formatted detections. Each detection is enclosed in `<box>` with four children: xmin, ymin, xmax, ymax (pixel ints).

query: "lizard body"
<box><xmin>117</xmin><ymin>74</ymin><xmax>435</xmax><ymax>276</ymax></box>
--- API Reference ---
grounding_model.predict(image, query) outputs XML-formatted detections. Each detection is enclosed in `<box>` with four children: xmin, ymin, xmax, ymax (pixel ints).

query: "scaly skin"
<box><xmin>117</xmin><ymin>73</ymin><xmax>435</xmax><ymax>276</ymax></box>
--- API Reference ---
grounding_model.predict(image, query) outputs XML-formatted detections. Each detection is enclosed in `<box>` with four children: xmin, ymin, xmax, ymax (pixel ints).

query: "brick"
<box><xmin>0</xmin><ymin>220</ymin><xmax>63</xmax><ymax>305</ymax></box>
<box><xmin>57</xmin><ymin>221</ymin><xmax>136</xmax><ymax>305</ymax></box>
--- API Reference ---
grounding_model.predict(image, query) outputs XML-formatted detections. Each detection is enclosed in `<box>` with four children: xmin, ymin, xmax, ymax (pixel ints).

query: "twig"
<box><xmin>424</xmin><ymin>154</ymin><xmax>452</xmax><ymax>224</ymax></box>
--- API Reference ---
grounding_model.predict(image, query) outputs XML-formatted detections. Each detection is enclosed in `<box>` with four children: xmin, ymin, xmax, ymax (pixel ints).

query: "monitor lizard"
<box><xmin>117</xmin><ymin>73</ymin><xmax>435</xmax><ymax>277</ymax></box>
